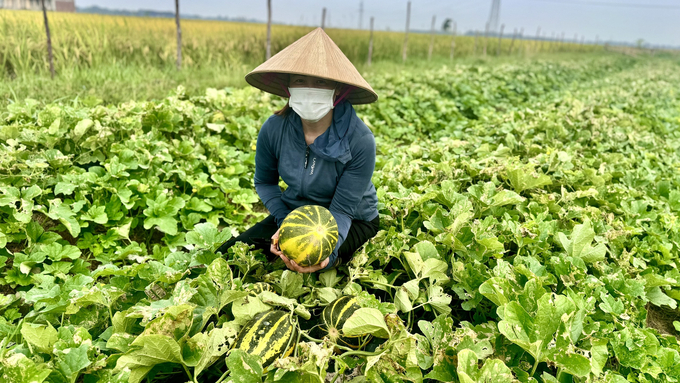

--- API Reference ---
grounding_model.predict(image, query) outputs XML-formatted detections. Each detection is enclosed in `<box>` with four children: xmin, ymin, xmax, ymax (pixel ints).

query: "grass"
<box><xmin>0</xmin><ymin>8</ymin><xmax>610</xmax><ymax>108</ymax></box>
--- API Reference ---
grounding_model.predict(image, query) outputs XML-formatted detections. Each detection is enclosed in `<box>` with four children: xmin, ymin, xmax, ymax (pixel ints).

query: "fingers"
<box><xmin>276</xmin><ymin>252</ymin><xmax>331</xmax><ymax>274</ymax></box>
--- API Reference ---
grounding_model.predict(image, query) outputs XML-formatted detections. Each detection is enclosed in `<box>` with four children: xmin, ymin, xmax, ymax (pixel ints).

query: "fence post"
<box><xmin>321</xmin><ymin>7</ymin><xmax>326</xmax><ymax>29</ymax></box>
<box><xmin>41</xmin><ymin>0</ymin><xmax>54</xmax><ymax>78</ymax></box>
<box><xmin>367</xmin><ymin>17</ymin><xmax>374</xmax><ymax>66</ymax></box>
<box><xmin>509</xmin><ymin>28</ymin><xmax>517</xmax><ymax>55</ymax></box>
<box><xmin>428</xmin><ymin>15</ymin><xmax>436</xmax><ymax>61</ymax></box>
<box><xmin>402</xmin><ymin>1</ymin><xmax>411</xmax><ymax>62</ymax></box>
<box><xmin>266</xmin><ymin>0</ymin><xmax>272</xmax><ymax>59</ymax></box>
<box><xmin>450</xmin><ymin>21</ymin><xmax>456</xmax><ymax>61</ymax></box>
<box><xmin>483</xmin><ymin>22</ymin><xmax>489</xmax><ymax>56</ymax></box>
<box><xmin>496</xmin><ymin>23</ymin><xmax>504</xmax><ymax>56</ymax></box>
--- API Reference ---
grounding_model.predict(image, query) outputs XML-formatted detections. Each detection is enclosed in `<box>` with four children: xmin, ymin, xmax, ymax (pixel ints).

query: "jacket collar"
<box><xmin>288</xmin><ymin>101</ymin><xmax>355</xmax><ymax>164</ymax></box>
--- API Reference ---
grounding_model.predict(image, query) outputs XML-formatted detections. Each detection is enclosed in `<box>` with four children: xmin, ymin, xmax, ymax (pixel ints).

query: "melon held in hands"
<box><xmin>279</xmin><ymin>206</ymin><xmax>338</xmax><ymax>267</ymax></box>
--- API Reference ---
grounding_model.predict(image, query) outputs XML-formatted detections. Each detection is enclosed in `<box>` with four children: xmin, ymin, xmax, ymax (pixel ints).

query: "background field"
<box><xmin>0</xmin><ymin>9</ymin><xmax>603</xmax><ymax>107</ymax></box>
<box><xmin>2</xmin><ymin>8</ymin><xmax>680</xmax><ymax>383</ymax></box>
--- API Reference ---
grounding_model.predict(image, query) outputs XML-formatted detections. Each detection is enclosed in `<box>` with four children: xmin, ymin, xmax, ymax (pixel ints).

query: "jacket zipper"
<box><xmin>301</xmin><ymin>146</ymin><xmax>310</xmax><ymax>198</ymax></box>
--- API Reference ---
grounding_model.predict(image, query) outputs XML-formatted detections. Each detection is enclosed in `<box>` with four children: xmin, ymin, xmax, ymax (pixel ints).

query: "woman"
<box><xmin>217</xmin><ymin>28</ymin><xmax>380</xmax><ymax>274</ymax></box>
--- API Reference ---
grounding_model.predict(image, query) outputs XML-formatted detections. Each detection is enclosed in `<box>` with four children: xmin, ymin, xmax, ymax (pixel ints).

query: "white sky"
<box><xmin>75</xmin><ymin>0</ymin><xmax>680</xmax><ymax>47</ymax></box>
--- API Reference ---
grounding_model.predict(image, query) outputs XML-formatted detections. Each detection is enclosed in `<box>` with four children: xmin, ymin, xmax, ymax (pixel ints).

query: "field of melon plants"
<box><xmin>1</xmin><ymin>54</ymin><xmax>680</xmax><ymax>383</ymax></box>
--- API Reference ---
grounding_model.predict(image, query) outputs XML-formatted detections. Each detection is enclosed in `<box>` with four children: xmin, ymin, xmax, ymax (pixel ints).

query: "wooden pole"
<box><xmin>474</xmin><ymin>30</ymin><xmax>479</xmax><ymax>55</ymax></box>
<box><xmin>175</xmin><ymin>0</ymin><xmax>182</xmax><ymax>69</ymax></box>
<box><xmin>509</xmin><ymin>28</ymin><xmax>517</xmax><ymax>55</ymax></box>
<box><xmin>535</xmin><ymin>26</ymin><xmax>541</xmax><ymax>53</ymax></box>
<box><xmin>518</xmin><ymin>28</ymin><xmax>524</xmax><ymax>55</ymax></box>
<box><xmin>321</xmin><ymin>7</ymin><xmax>326</xmax><ymax>29</ymax></box>
<box><xmin>367</xmin><ymin>16</ymin><xmax>374</xmax><ymax>66</ymax></box>
<box><xmin>428</xmin><ymin>15</ymin><xmax>436</xmax><ymax>61</ymax></box>
<box><xmin>581</xmin><ymin>36</ymin><xmax>585</xmax><ymax>52</ymax></box>
<box><xmin>41</xmin><ymin>0</ymin><xmax>54</xmax><ymax>79</ymax></box>
<box><xmin>450</xmin><ymin>21</ymin><xmax>456</xmax><ymax>61</ymax></box>
<box><xmin>402</xmin><ymin>1</ymin><xmax>411</xmax><ymax>62</ymax></box>
<box><xmin>266</xmin><ymin>0</ymin><xmax>272</xmax><ymax>60</ymax></box>
<box><xmin>483</xmin><ymin>22</ymin><xmax>489</xmax><ymax>56</ymax></box>
<box><xmin>496</xmin><ymin>23</ymin><xmax>504</xmax><ymax>56</ymax></box>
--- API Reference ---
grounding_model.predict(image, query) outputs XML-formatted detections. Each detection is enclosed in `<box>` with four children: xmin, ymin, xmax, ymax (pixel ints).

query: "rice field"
<box><xmin>0</xmin><ymin>9</ymin><xmax>600</xmax><ymax>78</ymax></box>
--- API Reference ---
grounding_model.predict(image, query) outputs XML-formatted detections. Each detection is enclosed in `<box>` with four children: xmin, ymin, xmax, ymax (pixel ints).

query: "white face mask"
<box><xmin>288</xmin><ymin>87</ymin><xmax>335</xmax><ymax>123</ymax></box>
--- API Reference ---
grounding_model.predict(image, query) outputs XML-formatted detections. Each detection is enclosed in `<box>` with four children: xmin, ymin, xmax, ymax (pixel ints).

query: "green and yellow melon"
<box><xmin>245</xmin><ymin>282</ymin><xmax>274</xmax><ymax>295</ymax></box>
<box><xmin>233</xmin><ymin>310</ymin><xmax>296</xmax><ymax>367</ymax></box>
<box><xmin>322</xmin><ymin>295</ymin><xmax>366</xmax><ymax>349</ymax></box>
<box><xmin>279</xmin><ymin>205</ymin><xmax>338</xmax><ymax>267</ymax></box>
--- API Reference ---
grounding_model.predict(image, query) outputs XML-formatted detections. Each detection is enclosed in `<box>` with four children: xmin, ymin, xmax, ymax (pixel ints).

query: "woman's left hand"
<box><xmin>279</xmin><ymin>254</ymin><xmax>330</xmax><ymax>273</ymax></box>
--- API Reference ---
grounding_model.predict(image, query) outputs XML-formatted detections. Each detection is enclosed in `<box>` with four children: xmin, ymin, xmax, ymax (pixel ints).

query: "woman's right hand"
<box><xmin>270</xmin><ymin>228</ymin><xmax>284</xmax><ymax>257</ymax></box>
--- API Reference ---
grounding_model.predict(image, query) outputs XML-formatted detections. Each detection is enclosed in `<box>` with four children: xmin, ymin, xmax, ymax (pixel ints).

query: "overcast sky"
<box><xmin>76</xmin><ymin>0</ymin><xmax>680</xmax><ymax>47</ymax></box>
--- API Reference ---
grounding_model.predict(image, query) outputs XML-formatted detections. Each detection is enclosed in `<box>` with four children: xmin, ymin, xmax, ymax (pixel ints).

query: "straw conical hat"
<box><xmin>246</xmin><ymin>28</ymin><xmax>378</xmax><ymax>105</ymax></box>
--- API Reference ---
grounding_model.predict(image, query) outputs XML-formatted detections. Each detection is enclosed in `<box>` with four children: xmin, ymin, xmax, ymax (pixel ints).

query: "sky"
<box><xmin>76</xmin><ymin>0</ymin><xmax>680</xmax><ymax>47</ymax></box>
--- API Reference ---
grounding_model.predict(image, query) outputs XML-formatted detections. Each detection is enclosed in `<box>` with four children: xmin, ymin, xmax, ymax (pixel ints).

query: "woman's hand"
<box><xmin>270</xmin><ymin>228</ymin><xmax>284</xmax><ymax>258</ymax></box>
<box><xmin>279</xmin><ymin>254</ymin><xmax>330</xmax><ymax>273</ymax></box>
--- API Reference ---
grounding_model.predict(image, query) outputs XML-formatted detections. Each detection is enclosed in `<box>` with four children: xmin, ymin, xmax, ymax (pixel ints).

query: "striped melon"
<box><xmin>279</xmin><ymin>205</ymin><xmax>338</xmax><ymax>267</ymax></box>
<box><xmin>245</xmin><ymin>282</ymin><xmax>274</xmax><ymax>295</ymax></box>
<box><xmin>322</xmin><ymin>296</ymin><xmax>366</xmax><ymax>349</ymax></box>
<box><xmin>233</xmin><ymin>310</ymin><xmax>296</xmax><ymax>366</ymax></box>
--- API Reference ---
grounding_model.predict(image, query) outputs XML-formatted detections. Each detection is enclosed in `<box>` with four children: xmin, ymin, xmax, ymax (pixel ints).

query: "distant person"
<box><xmin>217</xmin><ymin>28</ymin><xmax>380</xmax><ymax>273</ymax></box>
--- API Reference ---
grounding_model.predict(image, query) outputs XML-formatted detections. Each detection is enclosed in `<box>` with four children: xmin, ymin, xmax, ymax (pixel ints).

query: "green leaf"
<box><xmin>414</xmin><ymin>240</ymin><xmax>440</xmax><ymax>261</ymax></box>
<box><xmin>186</xmin><ymin>222</ymin><xmax>231</xmax><ymax>250</ymax></box>
<box><xmin>225</xmin><ymin>349</ymin><xmax>264</xmax><ymax>383</ymax></box>
<box><xmin>82</xmin><ymin>205</ymin><xmax>108</xmax><ymax>224</ymax></box>
<box><xmin>647</xmin><ymin>287</ymin><xmax>677</xmax><ymax>309</ymax></box>
<box><xmin>54</xmin><ymin>182</ymin><xmax>77</xmax><ymax>196</ymax></box>
<box><xmin>0</xmin><ymin>352</ymin><xmax>52</xmax><ymax>383</ymax></box>
<box><xmin>342</xmin><ymin>308</ymin><xmax>390</xmax><ymax>338</ymax></box>
<box><xmin>489</xmin><ymin>189</ymin><xmax>525</xmax><ymax>207</ymax></box>
<box><xmin>319</xmin><ymin>269</ymin><xmax>342</xmax><ymax>288</ymax></box>
<box><xmin>20</xmin><ymin>322</ymin><xmax>58</xmax><ymax>353</ymax></box>
<box><xmin>72</xmin><ymin>118</ymin><xmax>93</xmax><ymax>141</ymax></box>
<box><xmin>427</xmin><ymin>285</ymin><xmax>452</xmax><ymax>315</ymax></box>
<box><xmin>589</xmin><ymin>339</ymin><xmax>608</xmax><ymax>376</ymax></box>
<box><xmin>506</xmin><ymin>164</ymin><xmax>552</xmax><ymax>193</ymax></box>
<box><xmin>457</xmin><ymin>349</ymin><xmax>513</xmax><ymax>383</ymax></box>
<box><xmin>44</xmin><ymin>199</ymin><xmax>81</xmax><ymax>237</ymax></box>
<box><xmin>279</xmin><ymin>270</ymin><xmax>307</xmax><ymax>299</ymax></box>
<box><xmin>114</xmin><ymin>334</ymin><xmax>184</xmax><ymax>383</ymax></box>
<box><xmin>231</xmin><ymin>296</ymin><xmax>271</xmax><ymax>325</ymax></box>
<box><xmin>38</xmin><ymin>242</ymin><xmax>81</xmax><ymax>262</ymax></box>
<box><xmin>193</xmin><ymin>325</ymin><xmax>238</xmax><ymax>378</ymax></box>
<box><xmin>56</xmin><ymin>343</ymin><xmax>92</xmax><ymax>381</ymax></box>
<box><xmin>558</xmin><ymin>219</ymin><xmax>606</xmax><ymax>263</ymax></box>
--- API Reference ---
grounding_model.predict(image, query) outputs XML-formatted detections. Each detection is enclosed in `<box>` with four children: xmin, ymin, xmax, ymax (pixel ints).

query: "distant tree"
<box><xmin>442</xmin><ymin>18</ymin><xmax>452</xmax><ymax>32</ymax></box>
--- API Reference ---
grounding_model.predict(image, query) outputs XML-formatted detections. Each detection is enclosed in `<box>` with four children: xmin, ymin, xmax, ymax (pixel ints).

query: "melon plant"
<box><xmin>278</xmin><ymin>205</ymin><xmax>338</xmax><ymax>267</ymax></box>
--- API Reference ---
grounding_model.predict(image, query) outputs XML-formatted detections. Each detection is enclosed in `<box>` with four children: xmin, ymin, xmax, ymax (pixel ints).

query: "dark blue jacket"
<box><xmin>254</xmin><ymin>101</ymin><xmax>379</xmax><ymax>269</ymax></box>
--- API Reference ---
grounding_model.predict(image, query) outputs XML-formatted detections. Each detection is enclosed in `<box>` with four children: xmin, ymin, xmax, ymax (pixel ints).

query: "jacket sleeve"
<box><xmin>324</xmin><ymin>132</ymin><xmax>376</xmax><ymax>270</ymax></box>
<box><xmin>254</xmin><ymin>118</ymin><xmax>291</xmax><ymax>226</ymax></box>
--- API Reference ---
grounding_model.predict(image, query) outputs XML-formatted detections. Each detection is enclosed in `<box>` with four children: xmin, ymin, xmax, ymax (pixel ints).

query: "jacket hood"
<box><xmin>288</xmin><ymin>101</ymin><xmax>356</xmax><ymax>164</ymax></box>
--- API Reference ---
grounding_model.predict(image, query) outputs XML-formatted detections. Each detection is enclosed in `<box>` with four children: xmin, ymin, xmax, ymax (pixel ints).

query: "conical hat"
<box><xmin>245</xmin><ymin>28</ymin><xmax>378</xmax><ymax>105</ymax></box>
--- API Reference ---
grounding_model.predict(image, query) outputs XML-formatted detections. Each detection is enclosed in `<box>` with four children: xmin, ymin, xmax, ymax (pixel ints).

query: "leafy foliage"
<box><xmin>1</xmin><ymin>55</ymin><xmax>680</xmax><ymax>383</ymax></box>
